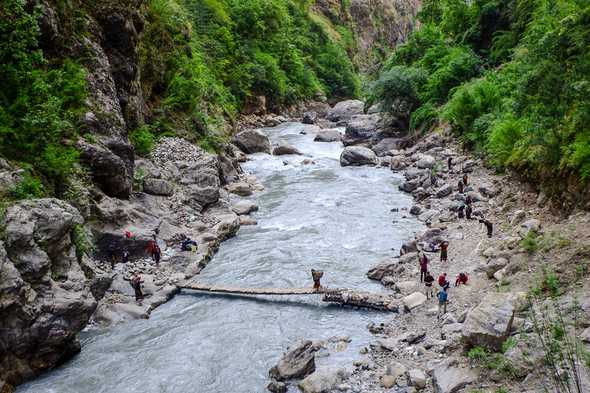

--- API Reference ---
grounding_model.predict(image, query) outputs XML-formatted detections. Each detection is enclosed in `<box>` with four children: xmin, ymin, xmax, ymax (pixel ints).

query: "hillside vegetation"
<box><xmin>368</xmin><ymin>0</ymin><xmax>590</xmax><ymax>206</ymax></box>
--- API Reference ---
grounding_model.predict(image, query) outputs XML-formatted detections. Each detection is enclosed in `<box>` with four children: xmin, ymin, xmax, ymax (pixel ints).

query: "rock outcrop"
<box><xmin>340</xmin><ymin>146</ymin><xmax>378</xmax><ymax>167</ymax></box>
<box><xmin>269</xmin><ymin>340</ymin><xmax>321</xmax><ymax>381</ymax></box>
<box><xmin>233</xmin><ymin>129</ymin><xmax>272</xmax><ymax>154</ymax></box>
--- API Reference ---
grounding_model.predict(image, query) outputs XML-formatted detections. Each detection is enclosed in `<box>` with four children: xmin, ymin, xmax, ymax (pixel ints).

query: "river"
<box><xmin>18</xmin><ymin>122</ymin><xmax>421</xmax><ymax>393</ymax></box>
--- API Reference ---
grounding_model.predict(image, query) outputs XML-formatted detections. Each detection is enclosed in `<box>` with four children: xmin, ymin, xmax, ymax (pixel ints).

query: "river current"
<box><xmin>19</xmin><ymin>122</ymin><xmax>421</xmax><ymax>393</ymax></box>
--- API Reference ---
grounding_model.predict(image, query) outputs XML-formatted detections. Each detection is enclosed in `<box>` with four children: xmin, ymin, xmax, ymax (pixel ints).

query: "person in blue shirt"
<box><xmin>437</xmin><ymin>287</ymin><xmax>448</xmax><ymax>318</ymax></box>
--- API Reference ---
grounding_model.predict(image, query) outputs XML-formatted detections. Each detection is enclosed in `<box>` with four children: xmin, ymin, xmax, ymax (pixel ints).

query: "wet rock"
<box><xmin>466</xmin><ymin>191</ymin><xmax>485</xmax><ymax>203</ymax></box>
<box><xmin>314</xmin><ymin>129</ymin><xmax>343</xmax><ymax>143</ymax></box>
<box><xmin>226</xmin><ymin>182</ymin><xmax>254</xmax><ymax>197</ymax></box>
<box><xmin>0</xmin><ymin>160</ymin><xmax>24</xmax><ymax>193</ymax></box>
<box><xmin>432</xmin><ymin>361</ymin><xmax>476</xmax><ymax>393</ymax></box>
<box><xmin>143</xmin><ymin>178</ymin><xmax>174</xmax><ymax>196</ymax></box>
<box><xmin>302</xmin><ymin>111</ymin><xmax>318</xmax><ymax>125</ymax></box>
<box><xmin>233</xmin><ymin>129</ymin><xmax>272</xmax><ymax>154</ymax></box>
<box><xmin>267</xmin><ymin>381</ymin><xmax>287</xmax><ymax>393</ymax></box>
<box><xmin>340</xmin><ymin>146</ymin><xmax>378</xmax><ymax>167</ymax></box>
<box><xmin>401</xmin><ymin>240</ymin><xmax>418</xmax><ymax>254</ymax></box>
<box><xmin>462</xmin><ymin>292</ymin><xmax>526</xmax><ymax>351</ymax></box>
<box><xmin>232</xmin><ymin>200</ymin><xmax>258</xmax><ymax>216</ymax></box>
<box><xmin>410</xmin><ymin>205</ymin><xmax>422</xmax><ymax>215</ymax></box>
<box><xmin>367</xmin><ymin>258</ymin><xmax>398</xmax><ymax>281</ymax></box>
<box><xmin>273</xmin><ymin>145</ymin><xmax>302</xmax><ymax>156</ymax></box>
<box><xmin>269</xmin><ymin>340</ymin><xmax>321</xmax><ymax>381</ymax></box>
<box><xmin>402</xmin><ymin>292</ymin><xmax>427</xmax><ymax>311</ymax></box>
<box><xmin>327</xmin><ymin>100</ymin><xmax>364</xmax><ymax>122</ymax></box>
<box><xmin>299</xmin><ymin>367</ymin><xmax>350</xmax><ymax>393</ymax></box>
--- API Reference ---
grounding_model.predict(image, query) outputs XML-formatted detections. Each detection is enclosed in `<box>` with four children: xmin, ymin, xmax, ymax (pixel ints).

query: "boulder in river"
<box><xmin>302</xmin><ymin>111</ymin><xmax>318</xmax><ymax>125</ymax></box>
<box><xmin>232</xmin><ymin>200</ymin><xmax>258</xmax><ymax>215</ymax></box>
<box><xmin>226</xmin><ymin>182</ymin><xmax>254</xmax><ymax>197</ymax></box>
<box><xmin>269</xmin><ymin>340</ymin><xmax>321</xmax><ymax>381</ymax></box>
<box><xmin>340</xmin><ymin>146</ymin><xmax>378</xmax><ymax>167</ymax></box>
<box><xmin>343</xmin><ymin>114</ymin><xmax>381</xmax><ymax>145</ymax></box>
<box><xmin>314</xmin><ymin>129</ymin><xmax>342</xmax><ymax>143</ymax></box>
<box><xmin>233</xmin><ymin>129</ymin><xmax>272</xmax><ymax>154</ymax></box>
<box><xmin>327</xmin><ymin>100</ymin><xmax>364</xmax><ymax>122</ymax></box>
<box><xmin>273</xmin><ymin>145</ymin><xmax>302</xmax><ymax>156</ymax></box>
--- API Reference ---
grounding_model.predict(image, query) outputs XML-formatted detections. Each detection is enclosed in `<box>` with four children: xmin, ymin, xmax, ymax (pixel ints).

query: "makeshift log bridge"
<box><xmin>179</xmin><ymin>270</ymin><xmax>399</xmax><ymax>312</ymax></box>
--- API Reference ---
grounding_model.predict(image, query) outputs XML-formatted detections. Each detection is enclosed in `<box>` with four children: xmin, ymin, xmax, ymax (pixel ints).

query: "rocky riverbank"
<box><xmin>265</xmin><ymin>107</ymin><xmax>590</xmax><ymax>393</ymax></box>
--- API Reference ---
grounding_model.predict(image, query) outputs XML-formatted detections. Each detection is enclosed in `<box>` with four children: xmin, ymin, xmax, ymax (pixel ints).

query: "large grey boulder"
<box><xmin>269</xmin><ymin>340</ymin><xmax>321</xmax><ymax>381</ymax></box>
<box><xmin>0</xmin><ymin>199</ymin><xmax>97</xmax><ymax>388</ymax></box>
<box><xmin>399</xmin><ymin>179</ymin><xmax>420</xmax><ymax>193</ymax></box>
<box><xmin>314</xmin><ymin>129</ymin><xmax>342</xmax><ymax>143</ymax></box>
<box><xmin>343</xmin><ymin>114</ymin><xmax>381</xmax><ymax>145</ymax></box>
<box><xmin>340</xmin><ymin>146</ymin><xmax>378</xmax><ymax>167</ymax></box>
<box><xmin>432</xmin><ymin>361</ymin><xmax>476</xmax><ymax>393</ymax></box>
<box><xmin>232</xmin><ymin>200</ymin><xmax>258</xmax><ymax>216</ymax></box>
<box><xmin>233</xmin><ymin>129</ymin><xmax>272</xmax><ymax>154</ymax></box>
<box><xmin>402</xmin><ymin>292</ymin><xmax>427</xmax><ymax>311</ymax></box>
<box><xmin>415</xmin><ymin>154</ymin><xmax>436</xmax><ymax>169</ymax></box>
<box><xmin>436</xmin><ymin>184</ymin><xmax>453</xmax><ymax>198</ymax></box>
<box><xmin>371</xmin><ymin>138</ymin><xmax>407</xmax><ymax>157</ymax></box>
<box><xmin>143</xmin><ymin>178</ymin><xmax>174</xmax><ymax>196</ymax></box>
<box><xmin>367</xmin><ymin>258</ymin><xmax>399</xmax><ymax>281</ymax></box>
<box><xmin>327</xmin><ymin>100</ymin><xmax>364</xmax><ymax>122</ymax></box>
<box><xmin>462</xmin><ymin>292</ymin><xmax>525</xmax><ymax>351</ymax></box>
<box><xmin>302</xmin><ymin>111</ymin><xmax>318</xmax><ymax>124</ymax></box>
<box><xmin>298</xmin><ymin>367</ymin><xmax>350</xmax><ymax>393</ymax></box>
<box><xmin>273</xmin><ymin>145</ymin><xmax>302</xmax><ymax>156</ymax></box>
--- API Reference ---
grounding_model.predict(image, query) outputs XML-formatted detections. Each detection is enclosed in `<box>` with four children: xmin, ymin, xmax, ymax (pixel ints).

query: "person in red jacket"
<box><xmin>455</xmin><ymin>272</ymin><xmax>469</xmax><ymax>286</ymax></box>
<box><xmin>438</xmin><ymin>273</ymin><xmax>449</xmax><ymax>290</ymax></box>
<box><xmin>418</xmin><ymin>253</ymin><xmax>429</xmax><ymax>282</ymax></box>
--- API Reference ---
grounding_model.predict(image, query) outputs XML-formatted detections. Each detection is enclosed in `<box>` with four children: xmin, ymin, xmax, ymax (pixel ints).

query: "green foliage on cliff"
<box><xmin>370</xmin><ymin>0</ymin><xmax>590</xmax><ymax>196</ymax></box>
<box><xmin>0</xmin><ymin>0</ymin><xmax>87</xmax><ymax>195</ymax></box>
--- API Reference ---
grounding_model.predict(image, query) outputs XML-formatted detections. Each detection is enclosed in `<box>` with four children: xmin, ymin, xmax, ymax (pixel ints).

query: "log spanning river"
<box><xmin>19</xmin><ymin>122</ymin><xmax>422</xmax><ymax>393</ymax></box>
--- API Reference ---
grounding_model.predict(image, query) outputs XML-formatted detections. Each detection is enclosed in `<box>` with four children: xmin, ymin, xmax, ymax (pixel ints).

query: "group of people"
<box><xmin>418</xmin><ymin>249</ymin><xmax>469</xmax><ymax>318</ymax></box>
<box><xmin>448</xmin><ymin>158</ymin><xmax>494</xmax><ymax>238</ymax></box>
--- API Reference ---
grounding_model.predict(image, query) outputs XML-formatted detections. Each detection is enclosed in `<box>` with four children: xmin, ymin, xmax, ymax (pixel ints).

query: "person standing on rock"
<box><xmin>418</xmin><ymin>253</ymin><xmax>429</xmax><ymax>282</ymax></box>
<box><xmin>437</xmin><ymin>287</ymin><xmax>448</xmax><ymax>317</ymax></box>
<box><xmin>447</xmin><ymin>157</ymin><xmax>453</xmax><ymax>172</ymax></box>
<box><xmin>152</xmin><ymin>243</ymin><xmax>161</xmax><ymax>266</ymax></box>
<box><xmin>458</xmin><ymin>179</ymin><xmax>464</xmax><ymax>194</ymax></box>
<box><xmin>130</xmin><ymin>272</ymin><xmax>144</xmax><ymax>302</ymax></box>
<box><xmin>479</xmin><ymin>218</ymin><xmax>493</xmax><ymax>238</ymax></box>
<box><xmin>463</xmin><ymin>174</ymin><xmax>469</xmax><ymax>187</ymax></box>
<box><xmin>424</xmin><ymin>271</ymin><xmax>435</xmax><ymax>299</ymax></box>
<box><xmin>466</xmin><ymin>204</ymin><xmax>473</xmax><ymax>220</ymax></box>
<box><xmin>438</xmin><ymin>272</ymin><xmax>449</xmax><ymax>290</ymax></box>
<box><xmin>457</xmin><ymin>204</ymin><xmax>465</xmax><ymax>219</ymax></box>
<box><xmin>440</xmin><ymin>241</ymin><xmax>449</xmax><ymax>263</ymax></box>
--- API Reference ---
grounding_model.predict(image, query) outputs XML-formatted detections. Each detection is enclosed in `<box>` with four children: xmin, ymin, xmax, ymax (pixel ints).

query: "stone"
<box><xmin>78</xmin><ymin>140</ymin><xmax>133</xmax><ymax>198</ymax></box>
<box><xmin>267</xmin><ymin>381</ymin><xmax>287</xmax><ymax>393</ymax></box>
<box><xmin>299</xmin><ymin>368</ymin><xmax>350</xmax><ymax>393</ymax></box>
<box><xmin>478</xmin><ymin>184</ymin><xmax>499</xmax><ymax>198</ymax></box>
<box><xmin>226</xmin><ymin>182</ymin><xmax>254</xmax><ymax>196</ymax></box>
<box><xmin>407</xmin><ymin>369</ymin><xmax>427</xmax><ymax>389</ymax></box>
<box><xmin>395</xmin><ymin>281</ymin><xmax>419</xmax><ymax>295</ymax></box>
<box><xmin>381</xmin><ymin>375</ymin><xmax>396</xmax><ymax>388</ymax></box>
<box><xmin>435</xmin><ymin>185</ymin><xmax>453</xmax><ymax>198</ymax></box>
<box><xmin>343</xmin><ymin>114</ymin><xmax>382</xmax><ymax>145</ymax></box>
<box><xmin>385</xmin><ymin>361</ymin><xmax>407</xmax><ymax>380</ymax></box>
<box><xmin>327</xmin><ymin>100</ymin><xmax>364</xmax><ymax>122</ymax></box>
<box><xmin>465</xmin><ymin>191</ymin><xmax>485</xmax><ymax>203</ymax></box>
<box><xmin>273</xmin><ymin>145</ymin><xmax>302</xmax><ymax>156</ymax></box>
<box><xmin>415</xmin><ymin>155</ymin><xmax>436</xmax><ymax>169</ymax></box>
<box><xmin>511</xmin><ymin>210</ymin><xmax>526</xmax><ymax>225</ymax></box>
<box><xmin>340</xmin><ymin>146</ymin><xmax>378</xmax><ymax>167</ymax></box>
<box><xmin>520</xmin><ymin>219</ymin><xmax>541</xmax><ymax>234</ymax></box>
<box><xmin>302</xmin><ymin>111</ymin><xmax>318</xmax><ymax>124</ymax></box>
<box><xmin>314</xmin><ymin>129</ymin><xmax>343</xmax><ymax>143</ymax></box>
<box><xmin>432</xmin><ymin>362</ymin><xmax>476</xmax><ymax>393</ymax></box>
<box><xmin>402</xmin><ymin>292</ymin><xmax>427</xmax><ymax>311</ymax></box>
<box><xmin>484</xmin><ymin>257</ymin><xmax>509</xmax><ymax>279</ymax></box>
<box><xmin>233</xmin><ymin>129</ymin><xmax>272</xmax><ymax>154</ymax></box>
<box><xmin>269</xmin><ymin>340</ymin><xmax>321</xmax><ymax>381</ymax></box>
<box><xmin>372</xmin><ymin>138</ymin><xmax>408</xmax><ymax>157</ymax></box>
<box><xmin>462</xmin><ymin>292</ymin><xmax>525</xmax><ymax>351</ymax></box>
<box><xmin>410</xmin><ymin>205</ymin><xmax>422</xmax><ymax>215</ymax></box>
<box><xmin>390</xmin><ymin>156</ymin><xmax>409</xmax><ymax>170</ymax></box>
<box><xmin>232</xmin><ymin>200</ymin><xmax>258</xmax><ymax>215</ymax></box>
<box><xmin>143</xmin><ymin>178</ymin><xmax>174</xmax><ymax>196</ymax></box>
<box><xmin>399</xmin><ymin>179</ymin><xmax>420</xmax><ymax>193</ymax></box>
<box><xmin>367</xmin><ymin>259</ymin><xmax>398</xmax><ymax>281</ymax></box>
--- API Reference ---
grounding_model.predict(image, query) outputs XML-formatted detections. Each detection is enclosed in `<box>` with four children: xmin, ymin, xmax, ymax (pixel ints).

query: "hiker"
<box><xmin>466</xmin><ymin>204</ymin><xmax>473</xmax><ymax>220</ymax></box>
<box><xmin>311</xmin><ymin>269</ymin><xmax>323</xmax><ymax>290</ymax></box>
<box><xmin>418</xmin><ymin>253</ymin><xmax>429</xmax><ymax>282</ymax></box>
<box><xmin>152</xmin><ymin>243</ymin><xmax>161</xmax><ymax>266</ymax></box>
<box><xmin>447</xmin><ymin>157</ymin><xmax>453</xmax><ymax>171</ymax></box>
<box><xmin>455</xmin><ymin>272</ymin><xmax>469</xmax><ymax>286</ymax></box>
<box><xmin>479</xmin><ymin>218</ymin><xmax>493</xmax><ymax>238</ymax></box>
<box><xmin>122</xmin><ymin>250</ymin><xmax>130</xmax><ymax>264</ymax></box>
<box><xmin>438</xmin><ymin>272</ymin><xmax>450</xmax><ymax>290</ymax></box>
<box><xmin>424</xmin><ymin>271</ymin><xmax>435</xmax><ymax>299</ymax></box>
<box><xmin>463</xmin><ymin>174</ymin><xmax>469</xmax><ymax>187</ymax></box>
<box><xmin>130</xmin><ymin>273</ymin><xmax>144</xmax><ymax>302</ymax></box>
<box><xmin>457</xmin><ymin>205</ymin><xmax>465</xmax><ymax>219</ymax></box>
<box><xmin>181</xmin><ymin>238</ymin><xmax>198</xmax><ymax>252</ymax></box>
<box><xmin>465</xmin><ymin>195</ymin><xmax>473</xmax><ymax>205</ymax></box>
<box><xmin>440</xmin><ymin>241</ymin><xmax>449</xmax><ymax>263</ymax></box>
<box><xmin>437</xmin><ymin>287</ymin><xmax>448</xmax><ymax>317</ymax></box>
<box><xmin>457</xmin><ymin>179</ymin><xmax>464</xmax><ymax>194</ymax></box>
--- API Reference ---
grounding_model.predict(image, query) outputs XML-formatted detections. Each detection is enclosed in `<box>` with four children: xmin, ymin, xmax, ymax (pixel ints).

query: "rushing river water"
<box><xmin>19</xmin><ymin>122</ymin><xmax>422</xmax><ymax>393</ymax></box>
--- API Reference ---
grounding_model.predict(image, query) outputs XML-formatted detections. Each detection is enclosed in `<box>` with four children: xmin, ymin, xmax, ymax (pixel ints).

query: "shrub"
<box><xmin>9</xmin><ymin>173</ymin><xmax>45</xmax><ymax>200</ymax></box>
<box><xmin>129</xmin><ymin>126</ymin><xmax>157</xmax><ymax>157</ymax></box>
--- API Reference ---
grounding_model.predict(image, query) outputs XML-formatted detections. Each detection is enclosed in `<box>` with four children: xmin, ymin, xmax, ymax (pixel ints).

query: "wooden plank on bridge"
<box><xmin>179</xmin><ymin>282</ymin><xmax>331</xmax><ymax>296</ymax></box>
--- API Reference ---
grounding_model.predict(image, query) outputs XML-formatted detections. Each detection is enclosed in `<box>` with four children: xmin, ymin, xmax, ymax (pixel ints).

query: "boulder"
<box><xmin>466</xmin><ymin>191</ymin><xmax>485</xmax><ymax>203</ymax></box>
<box><xmin>78</xmin><ymin>140</ymin><xmax>133</xmax><ymax>198</ymax></box>
<box><xmin>371</xmin><ymin>138</ymin><xmax>406</xmax><ymax>157</ymax></box>
<box><xmin>314</xmin><ymin>129</ymin><xmax>342</xmax><ymax>143</ymax></box>
<box><xmin>298</xmin><ymin>368</ymin><xmax>349</xmax><ymax>393</ymax></box>
<box><xmin>402</xmin><ymin>292</ymin><xmax>427</xmax><ymax>311</ymax></box>
<box><xmin>232</xmin><ymin>200</ymin><xmax>258</xmax><ymax>216</ymax></box>
<box><xmin>520</xmin><ymin>219</ymin><xmax>541</xmax><ymax>235</ymax></box>
<box><xmin>233</xmin><ymin>129</ymin><xmax>272</xmax><ymax>154</ymax></box>
<box><xmin>226</xmin><ymin>182</ymin><xmax>254</xmax><ymax>197</ymax></box>
<box><xmin>327</xmin><ymin>100</ymin><xmax>364</xmax><ymax>122</ymax></box>
<box><xmin>407</xmin><ymin>369</ymin><xmax>427</xmax><ymax>389</ymax></box>
<box><xmin>401</xmin><ymin>240</ymin><xmax>418</xmax><ymax>254</ymax></box>
<box><xmin>340</xmin><ymin>146</ymin><xmax>378</xmax><ymax>167</ymax></box>
<box><xmin>432</xmin><ymin>362</ymin><xmax>476</xmax><ymax>393</ymax></box>
<box><xmin>395</xmin><ymin>281</ymin><xmax>419</xmax><ymax>295</ymax></box>
<box><xmin>343</xmin><ymin>114</ymin><xmax>381</xmax><ymax>145</ymax></box>
<box><xmin>302</xmin><ymin>111</ymin><xmax>318</xmax><ymax>124</ymax></box>
<box><xmin>399</xmin><ymin>179</ymin><xmax>420</xmax><ymax>193</ymax></box>
<box><xmin>415</xmin><ymin>155</ymin><xmax>436</xmax><ymax>169</ymax></box>
<box><xmin>478</xmin><ymin>184</ymin><xmax>499</xmax><ymax>198</ymax></box>
<box><xmin>269</xmin><ymin>340</ymin><xmax>321</xmax><ymax>381</ymax></box>
<box><xmin>273</xmin><ymin>145</ymin><xmax>302</xmax><ymax>156</ymax></box>
<box><xmin>462</xmin><ymin>292</ymin><xmax>525</xmax><ymax>351</ymax></box>
<box><xmin>267</xmin><ymin>381</ymin><xmax>287</xmax><ymax>393</ymax></box>
<box><xmin>143</xmin><ymin>178</ymin><xmax>174</xmax><ymax>196</ymax></box>
<box><xmin>410</xmin><ymin>205</ymin><xmax>422</xmax><ymax>215</ymax></box>
<box><xmin>385</xmin><ymin>361</ymin><xmax>407</xmax><ymax>381</ymax></box>
<box><xmin>484</xmin><ymin>257</ymin><xmax>509</xmax><ymax>279</ymax></box>
<box><xmin>436</xmin><ymin>185</ymin><xmax>453</xmax><ymax>198</ymax></box>
<box><xmin>390</xmin><ymin>156</ymin><xmax>409</xmax><ymax>170</ymax></box>
<box><xmin>367</xmin><ymin>259</ymin><xmax>398</xmax><ymax>281</ymax></box>
<box><xmin>381</xmin><ymin>375</ymin><xmax>396</xmax><ymax>388</ymax></box>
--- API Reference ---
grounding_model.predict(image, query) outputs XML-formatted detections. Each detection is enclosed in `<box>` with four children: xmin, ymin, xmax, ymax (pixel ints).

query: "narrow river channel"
<box><xmin>19</xmin><ymin>122</ymin><xmax>422</xmax><ymax>393</ymax></box>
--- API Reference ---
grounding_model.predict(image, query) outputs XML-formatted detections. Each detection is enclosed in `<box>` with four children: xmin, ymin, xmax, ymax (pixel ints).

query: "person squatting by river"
<box><xmin>455</xmin><ymin>272</ymin><xmax>469</xmax><ymax>286</ymax></box>
<box><xmin>479</xmin><ymin>218</ymin><xmax>493</xmax><ymax>238</ymax></box>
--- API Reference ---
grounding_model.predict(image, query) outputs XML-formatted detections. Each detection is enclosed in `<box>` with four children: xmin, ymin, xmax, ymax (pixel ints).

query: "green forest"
<box><xmin>368</xmin><ymin>0</ymin><xmax>590</xmax><ymax>197</ymax></box>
